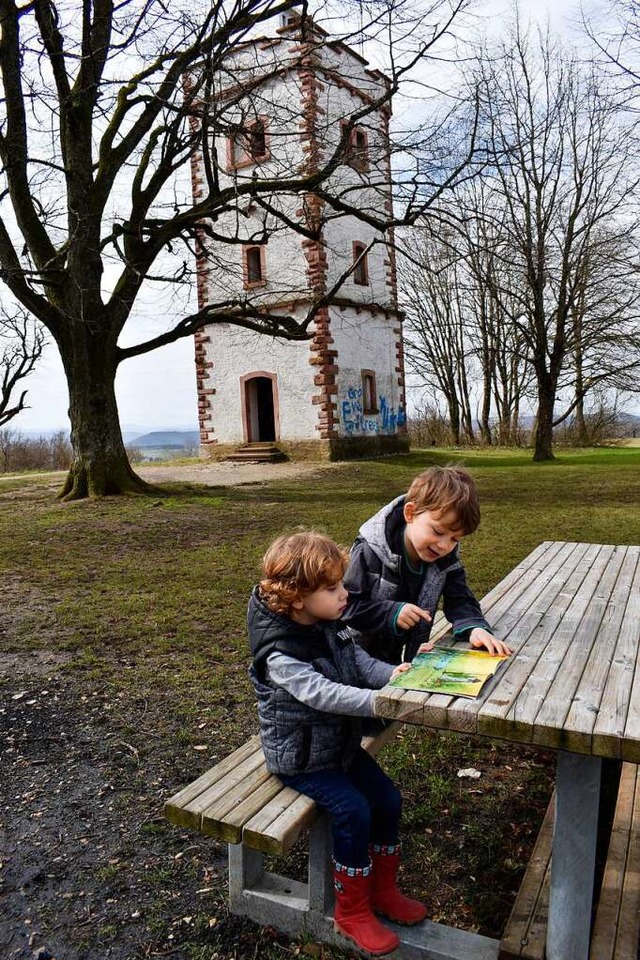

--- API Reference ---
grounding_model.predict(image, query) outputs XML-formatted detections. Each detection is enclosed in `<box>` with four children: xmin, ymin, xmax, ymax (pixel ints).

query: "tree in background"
<box><xmin>0</xmin><ymin>0</ymin><xmax>477</xmax><ymax>498</ymax></box>
<box><xmin>585</xmin><ymin>0</ymin><xmax>640</xmax><ymax>105</ymax></box>
<box><xmin>401</xmin><ymin>17</ymin><xmax>640</xmax><ymax>456</ymax></box>
<box><xmin>400</xmin><ymin>195</ymin><xmax>535</xmax><ymax>449</ymax></box>
<box><xmin>400</xmin><ymin>230</ymin><xmax>476</xmax><ymax>446</ymax></box>
<box><xmin>473</xmin><ymin>24</ymin><xmax>640</xmax><ymax>460</ymax></box>
<box><xmin>0</xmin><ymin>306</ymin><xmax>45</xmax><ymax>427</ymax></box>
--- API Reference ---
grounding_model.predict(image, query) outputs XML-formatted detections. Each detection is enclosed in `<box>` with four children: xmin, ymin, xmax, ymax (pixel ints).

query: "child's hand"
<box><xmin>391</xmin><ymin>662</ymin><xmax>412</xmax><ymax>679</ymax></box>
<box><xmin>396</xmin><ymin>603</ymin><xmax>432</xmax><ymax>630</ymax></box>
<box><xmin>417</xmin><ymin>642</ymin><xmax>434</xmax><ymax>653</ymax></box>
<box><xmin>469</xmin><ymin>628</ymin><xmax>513</xmax><ymax>656</ymax></box>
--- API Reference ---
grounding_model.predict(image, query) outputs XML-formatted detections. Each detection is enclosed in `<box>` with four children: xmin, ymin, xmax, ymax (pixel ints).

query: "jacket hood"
<box><xmin>358</xmin><ymin>495</ymin><xmax>406</xmax><ymax>573</ymax></box>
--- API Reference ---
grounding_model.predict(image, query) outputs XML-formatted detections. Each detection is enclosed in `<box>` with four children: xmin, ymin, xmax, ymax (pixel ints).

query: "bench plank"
<box><xmin>165</xmin><ymin>722</ymin><xmax>404</xmax><ymax>856</ymax></box>
<box><xmin>171</xmin><ymin>748</ymin><xmax>268</xmax><ymax>836</ymax></box>
<box><xmin>164</xmin><ymin>735</ymin><xmax>262</xmax><ymax>829</ymax></box>
<box><xmin>499</xmin><ymin>792</ymin><xmax>555</xmax><ymax>960</ymax></box>
<box><xmin>244</xmin><ymin>789</ymin><xmax>319</xmax><ymax>855</ymax></box>
<box><xmin>590</xmin><ymin>762</ymin><xmax>640</xmax><ymax>960</ymax></box>
<box><xmin>503</xmin><ymin>762</ymin><xmax>640</xmax><ymax>960</ymax></box>
<box><xmin>615</xmin><ymin>773</ymin><xmax>640</xmax><ymax>960</ymax></box>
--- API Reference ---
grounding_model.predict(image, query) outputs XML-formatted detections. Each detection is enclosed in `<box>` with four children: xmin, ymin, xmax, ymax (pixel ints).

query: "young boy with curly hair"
<box><xmin>248</xmin><ymin>530</ymin><xmax>427</xmax><ymax>956</ymax></box>
<box><xmin>344</xmin><ymin>465</ymin><xmax>512</xmax><ymax>664</ymax></box>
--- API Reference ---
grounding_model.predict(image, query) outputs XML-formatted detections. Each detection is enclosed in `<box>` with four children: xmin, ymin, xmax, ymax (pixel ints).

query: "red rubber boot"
<box><xmin>371</xmin><ymin>845</ymin><xmax>428</xmax><ymax>925</ymax></box>
<box><xmin>333</xmin><ymin>863</ymin><xmax>400</xmax><ymax>956</ymax></box>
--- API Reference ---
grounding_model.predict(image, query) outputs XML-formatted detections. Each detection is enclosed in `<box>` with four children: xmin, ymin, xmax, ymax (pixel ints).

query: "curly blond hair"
<box><xmin>259</xmin><ymin>530</ymin><xmax>349</xmax><ymax>616</ymax></box>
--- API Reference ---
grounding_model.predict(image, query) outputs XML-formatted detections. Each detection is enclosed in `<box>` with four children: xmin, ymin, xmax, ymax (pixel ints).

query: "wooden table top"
<box><xmin>373</xmin><ymin>541</ymin><xmax>640</xmax><ymax>761</ymax></box>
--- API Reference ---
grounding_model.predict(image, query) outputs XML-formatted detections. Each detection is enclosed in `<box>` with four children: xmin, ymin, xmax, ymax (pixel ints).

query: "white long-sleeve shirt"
<box><xmin>266</xmin><ymin>646</ymin><xmax>393</xmax><ymax>717</ymax></box>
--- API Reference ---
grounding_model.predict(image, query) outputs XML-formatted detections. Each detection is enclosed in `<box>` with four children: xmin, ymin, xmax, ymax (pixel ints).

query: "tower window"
<box><xmin>362</xmin><ymin>370</ymin><xmax>378</xmax><ymax>414</ymax></box>
<box><xmin>280</xmin><ymin>12</ymin><xmax>299</xmax><ymax>28</ymax></box>
<box><xmin>352</xmin><ymin>242</ymin><xmax>369</xmax><ymax>286</ymax></box>
<box><xmin>228</xmin><ymin>118</ymin><xmax>269</xmax><ymax>169</ymax></box>
<box><xmin>248</xmin><ymin>120</ymin><xmax>267</xmax><ymax>159</ymax></box>
<box><xmin>341</xmin><ymin>122</ymin><xmax>369</xmax><ymax>172</ymax></box>
<box><xmin>243</xmin><ymin>245</ymin><xmax>266</xmax><ymax>287</ymax></box>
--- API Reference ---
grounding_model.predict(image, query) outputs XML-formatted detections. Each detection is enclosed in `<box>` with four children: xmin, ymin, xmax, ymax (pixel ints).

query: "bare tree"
<box><xmin>469</xmin><ymin>21</ymin><xmax>640</xmax><ymax>460</ymax></box>
<box><xmin>553</xmin><ymin>226</ymin><xmax>640</xmax><ymax>441</ymax></box>
<box><xmin>400</xmin><ymin>232</ymin><xmax>476</xmax><ymax>445</ymax></box>
<box><xmin>584</xmin><ymin>0</ymin><xmax>640</xmax><ymax>109</ymax></box>
<box><xmin>456</xmin><ymin>186</ymin><xmax>535</xmax><ymax>446</ymax></box>
<box><xmin>0</xmin><ymin>0</ymin><xmax>477</xmax><ymax>498</ymax></box>
<box><xmin>0</xmin><ymin>302</ymin><xmax>45</xmax><ymax>427</ymax></box>
<box><xmin>400</xmin><ymin>19</ymin><xmax>640</xmax><ymax>456</ymax></box>
<box><xmin>399</xmin><ymin>208</ymin><xmax>534</xmax><ymax>448</ymax></box>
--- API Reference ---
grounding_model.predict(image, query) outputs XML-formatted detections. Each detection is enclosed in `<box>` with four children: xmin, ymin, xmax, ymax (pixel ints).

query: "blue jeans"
<box><xmin>280</xmin><ymin>748</ymin><xmax>402</xmax><ymax>868</ymax></box>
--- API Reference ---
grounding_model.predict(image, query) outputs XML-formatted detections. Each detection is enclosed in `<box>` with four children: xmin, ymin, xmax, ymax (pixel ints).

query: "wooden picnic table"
<box><xmin>374</xmin><ymin>541</ymin><xmax>640</xmax><ymax>960</ymax></box>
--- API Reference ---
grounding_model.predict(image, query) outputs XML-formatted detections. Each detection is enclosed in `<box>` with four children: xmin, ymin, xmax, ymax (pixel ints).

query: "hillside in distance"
<box><xmin>130</xmin><ymin>430</ymin><xmax>200</xmax><ymax>449</ymax></box>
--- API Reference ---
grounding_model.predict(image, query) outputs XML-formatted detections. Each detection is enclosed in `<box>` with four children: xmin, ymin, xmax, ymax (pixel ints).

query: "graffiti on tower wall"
<box><xmin>341</xmin><ymin>386</ymin><xmax>405</xmax><ymax>436</ymax></box>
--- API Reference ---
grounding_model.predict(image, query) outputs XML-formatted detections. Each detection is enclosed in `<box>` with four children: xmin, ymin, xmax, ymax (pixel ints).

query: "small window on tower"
<box><xmin>228</xmin><ymin>118</ymin><xmax>269</xmax><ymax>169</ymax></box>
<box><xmin>341</xmin><ymin>123</ymin><xmax>369</xmax><ymax>172</ymax></box>
<box><xmin>362</xmin><ymin>370</ymin><xmax>378</xmax><ymax>414</ymax></box>
<box><xmin>352</xmin><ymin>128</ymin><xmax>369</xmax><ymax>171</ymax></box>
<box><xmin>352</xmin><ymin>242</ymin><xmax>369</xmax><ymax>286</ymax></box>
<box><xmin>248</xmin><ymin>120</ymin><xmax>267</xmax><ymax>160</ymax></box>
<box><xmin>243</xmin><ymin>245</ymin><xmax>266</xmax><ymax>287</ymax></box>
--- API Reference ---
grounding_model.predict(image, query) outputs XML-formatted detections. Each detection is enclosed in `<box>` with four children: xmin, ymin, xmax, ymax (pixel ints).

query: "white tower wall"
<box><xmin>192</xmin><ymin>20</ymin><xmax>407</xmax><ymax>459</ymax></box>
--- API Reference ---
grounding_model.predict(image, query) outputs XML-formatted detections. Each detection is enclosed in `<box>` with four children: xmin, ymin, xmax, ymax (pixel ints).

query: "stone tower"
<box><xmin>191</xmin><ymin>17</ymin><xmax>408</xmax><ymax>460</ymax></box>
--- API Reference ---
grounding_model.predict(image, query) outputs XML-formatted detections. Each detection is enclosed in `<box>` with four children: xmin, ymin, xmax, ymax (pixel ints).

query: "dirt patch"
<box><xmin>0</xmin><ymin>671</ymin><xmax>290</xmax><ymax>960</ymax></box>
<box><xmin>0</xmin><ymin>460</ymin><xmax>341</xmax><ymax>496</ymax></box>
<box><xmin>1</xmin><ymin>663</ymin><xmax>554</xmax><ymax>960</ymax></box>
<box><xmin>0</xmin><ymin>652</ymin><xmax>74</xmax><ymax>678</ymax></box>
<box><xmin>137</xmin><ymin>460</ymin><xmax>341</xmax><ymax>487</ymax></box>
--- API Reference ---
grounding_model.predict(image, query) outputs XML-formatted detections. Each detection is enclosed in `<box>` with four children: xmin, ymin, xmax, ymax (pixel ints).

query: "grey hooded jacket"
<box><xmin>343</xmin><ymin>496</ymin><xmax>491</xmax><ymax>664</ymax></box>
<box><xmin>247</xmin><ymin>587</ymin><xmax>393</xmax><ymax>776</ymax></box>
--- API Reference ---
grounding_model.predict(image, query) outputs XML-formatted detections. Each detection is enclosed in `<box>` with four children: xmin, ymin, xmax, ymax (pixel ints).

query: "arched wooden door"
<box><xmin>241</xmin><ymin>373</ymin><xmax>279</xmax><ymax>442</ymax></box>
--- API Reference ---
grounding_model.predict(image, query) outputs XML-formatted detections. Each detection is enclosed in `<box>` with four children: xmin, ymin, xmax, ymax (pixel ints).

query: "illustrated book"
<box><xmin>389</xmin><ymin>646</ymin><xmax>509</xmax><ymax>699</ymax></box>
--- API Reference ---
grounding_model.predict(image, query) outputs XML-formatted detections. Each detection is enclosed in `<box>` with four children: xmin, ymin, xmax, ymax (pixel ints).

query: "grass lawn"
<box><xmin>0</xmin><ymin>445</ymin><xmax>638</xmax><ymax>960</ymax></box>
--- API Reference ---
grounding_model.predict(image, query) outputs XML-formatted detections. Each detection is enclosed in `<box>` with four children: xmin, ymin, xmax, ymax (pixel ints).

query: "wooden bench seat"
<box><xmin>164</xmin><ymin>721</ymin><xmax>405</xmax><ymax>952</ymax></box>
<box><xmin>500</xmin><ymin>763</ymin><xmax>640</xmax><ymax>960</ymax></box>
<box><xmin>499</xmin><ymin>793</ymin><xmax>555</xmax><ymax>960</ymax></box>
<box><xmin>164</xmin><ymin>721</ymin><xmax>401</xmax><ymax>856</ymax></box>
<box><xmin>590</xmin><ymin>762</ymin><xmax>640</xmax><ymax>960</ymax></box>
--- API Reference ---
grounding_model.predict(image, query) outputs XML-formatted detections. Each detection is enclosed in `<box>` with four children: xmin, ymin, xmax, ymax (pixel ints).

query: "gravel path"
<box><xmin>0</xmin><ymin>460</ymin><xmax>339</xmax><ymax>488</ymax></box>
<box><xmin>137</xmin><ymin>458</ymin><xmax>339</xmax><ymax>486</ymax></box>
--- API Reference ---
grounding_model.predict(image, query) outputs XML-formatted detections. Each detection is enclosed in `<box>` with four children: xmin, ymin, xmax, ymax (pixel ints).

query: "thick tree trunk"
<box><xmin>533</xmin><ymin>381</ymin><xmax>556</xmax><ymax>461</ymax></box>
<box><xmin>57</xmin><ymin>331</ymin><xmax>155</xmax><ymax>500</ymax></box>
<box><xmin>446</xmin><ymin>395</ymin><xmax>461</xmax><ymax>446</ymax></box>
<box><xmin>574</xmin><ymin>396</ymin><xmax>588</xmax><ymax>445</ymax></box>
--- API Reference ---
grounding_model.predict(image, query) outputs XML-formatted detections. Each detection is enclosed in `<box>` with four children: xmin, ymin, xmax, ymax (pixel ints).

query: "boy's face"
<box><xmin>403</xmin><ymin>504</ymin><xmax>463</xmax><ymax>564</ymax></box>
<box><xmin>291</xmin><ymin>579</ymin><xmax>348</xmax><ymax>625</ymax></box>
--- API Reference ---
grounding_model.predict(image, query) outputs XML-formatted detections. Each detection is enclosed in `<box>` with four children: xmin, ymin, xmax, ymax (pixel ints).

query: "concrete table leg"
<box><xmin>547</xmin><ymin>750</ymin><xmax>602</xmax><ymax>960</ymax></box>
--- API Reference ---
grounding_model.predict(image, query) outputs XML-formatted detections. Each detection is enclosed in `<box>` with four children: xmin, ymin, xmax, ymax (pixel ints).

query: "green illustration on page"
<box><xmin>389</xmin><ymin>647</ymin><xmax>509</xmax><ymax>699</ymax></box>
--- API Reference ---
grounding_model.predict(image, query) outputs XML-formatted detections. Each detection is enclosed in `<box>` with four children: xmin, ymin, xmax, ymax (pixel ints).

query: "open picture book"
<box><xmin>389</xmin><ymin>646</ymin><xmax>509</xmax><ymax>699</ymax></box>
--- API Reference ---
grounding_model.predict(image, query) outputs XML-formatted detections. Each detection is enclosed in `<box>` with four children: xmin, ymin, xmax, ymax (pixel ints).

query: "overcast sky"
<box><xmin>11</xmin><ymin>0</ymin><xmax>608</xmax><ymax>436</ymax></box>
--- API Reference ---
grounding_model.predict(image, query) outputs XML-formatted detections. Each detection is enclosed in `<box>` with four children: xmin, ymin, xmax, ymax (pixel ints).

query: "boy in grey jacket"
<box><xmin>344</xmin><ymin>466</ymin><xmax>512</xmax><ymax>664</ymax></box>
<box><xmin>248</xmin><ymin>530</ymin><xmax>427</xmax><ymax>956</ymax></box>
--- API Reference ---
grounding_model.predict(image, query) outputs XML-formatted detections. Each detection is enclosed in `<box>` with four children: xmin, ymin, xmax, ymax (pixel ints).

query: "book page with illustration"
<box><xmin>389</xmin><ymin>646</ymin><xmax>509</xmax><ymax>699</ymax></box>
